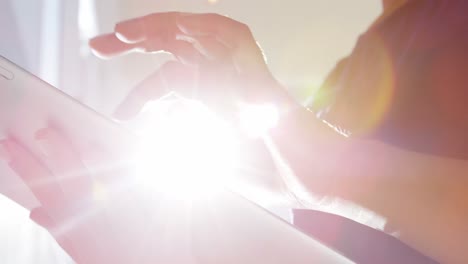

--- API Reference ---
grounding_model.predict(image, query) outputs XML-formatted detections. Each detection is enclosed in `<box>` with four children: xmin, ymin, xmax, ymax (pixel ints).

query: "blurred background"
<box><xmin>0</xmin><ymin>0</ymin><xmax>380</xmax><ymax>262</ymax></box>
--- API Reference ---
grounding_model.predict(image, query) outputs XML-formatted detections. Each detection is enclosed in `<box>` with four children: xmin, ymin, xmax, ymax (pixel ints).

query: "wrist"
<box><xmin>267</xmin><ymin>105</ymin><xmax>340</xmax><ymax>198</ymax></box>
<box><xmin>267</xmin><ymin>103</ymin><xmax>381</xmax><ymax>203</ymax></box>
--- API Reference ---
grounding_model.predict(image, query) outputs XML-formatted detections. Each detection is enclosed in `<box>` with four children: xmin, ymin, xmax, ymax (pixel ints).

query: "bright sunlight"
<box><xmin>128</xmin><ymin>99</ymin><xmax>279</xmax><ymax>201</ymax></box>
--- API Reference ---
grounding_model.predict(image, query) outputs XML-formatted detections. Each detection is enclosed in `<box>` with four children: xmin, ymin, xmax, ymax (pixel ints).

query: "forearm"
<box><xmin>268</xmin><ymin>106</ymin><xmax>468</xmax><ymax>263</ymax></box>
<box><xmin>351</xmin><ymin>141</ymin><xmax>468</xmax><ymax>264</ymax></box>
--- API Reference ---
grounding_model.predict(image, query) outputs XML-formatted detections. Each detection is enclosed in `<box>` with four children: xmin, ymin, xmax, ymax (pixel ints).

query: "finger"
<box><xmin>115</xmin><ymin>12</ymin><xmax>187</xmax><ymax>54</ymax></box>
<box><xmin>35</xmin><ymin>128</ymin><xmax>93</xmax><ymax>204</ymax></box>
<box><xmin>30</xmin><ymin>207</ymin><xmax>54</xmax><ymax>229</ymax></box>
<box><xmin>30</xmin><ymin>207</ymin><xmax>82</xmax><ymax>263</ymax></box>
<box><xmin>89</xmin><ymin>33</ymin><xmax>141</xmax><ymax>59</ymax></box>
<box><xmin>91</xmin><ymin>33</ymin><xmax>203</xmax><ymax>65</ymax></box>
<box><xmin>167</xmin><ymin>40</ymin><xmax>204</xmax><ymax>65</ymax></box>
<box><xmin>176</xmin><ymin>13</ymin><xmax>251</xmax><ymax>48</ymax></box>
<box><xmin>92</xmin><ymin>32</ymin><xmax>203</xmax><ymax>63</ymax></box>
<box><xmin>176</xmin><ymin>13</ymin><xmax>267</xmax><ymax>74</ymax></box>
<box><xmin>178</xmin><ymin>35</ymin><xmax>231</xmax><ymax>62</ymax></box>
<box><xmin>114</xmin><ymin>15</ymin><xmax>147</xmax><ymax>43</ymax></box>
<box><xmin>0</xmin><ymin>139</ymin><xmax>65</xmax><ymax>208</ymax></box>
<box><xmin>113</xmin><ymin>67</ymin><xmax>172</xmax><ymax>120</ymax></box>
<box><xmin>114</xmin><ymin>61</ymin><xmax>197</xmax><ymax>119</ymax></box>
<box><xmin>95</xmin><ymin>13</ymin><xmax>212</xmax><ymax>63</ymax></box>
<box><xmin>115</xmin><ymin>12</ymin><xmax>184</xmax><ymax>44</ymax></box>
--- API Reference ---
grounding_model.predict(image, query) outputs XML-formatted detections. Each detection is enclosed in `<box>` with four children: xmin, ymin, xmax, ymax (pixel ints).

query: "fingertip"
<box><xmin>30</xmin><ymin>207</ymin><xmax>54</xmax><ymax>229</ymax></box>
<box><xmin>88</xmin><ymin>36</ymin><xmax>99</xmax><ymax>47</ymax></box>
<box><xmin>88</xmin><ymin>33</ymin><xmax>137</xmax><ymax>59</ymax></box>
<box><xmin>88</xmin><ymin>36</ymin><xmax>112</xmax><ymax>59</ymax></box>
<box><xmin>88</xmin><ymin>36</ymin><xmax>104</xmax><ymax>51</ymax></box>
<box><xmin>30</xmin><ymin>207</ymin><xmax>80</xmax><ymax>262</ymax></box>
<box><xmin>114</xmin><ymin>20</ymin><xmax>146</xmax><ymax>43</ymax></box>
<box><xmin>89</xmin><ymin>48</ymin><xmax>113</xmax><ymax>60</ymax></box>
<box><xmin>88</xmin><ymin>40</ymin><xmax>113</xmax><ymax>59</ymax></box>
<box><xmin>0</xmin><ymin>139</ymin><xmax>24</xmax><ymax>162</ymax></box>
<box><xmin>113</xmin><ymin>70</ymin><xmax>169</xmax><ymax>120</ymax></box>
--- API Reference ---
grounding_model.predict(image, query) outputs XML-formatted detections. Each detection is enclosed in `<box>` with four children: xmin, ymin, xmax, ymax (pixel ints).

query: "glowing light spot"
<box><xmin>358</xmin><ymin>35</ymin><xmax>395</xmax><ymax>135</ymax></box>
<box><xmin>127</xmin><ymin>99</ymin><xmax>282</xmax><ymax>202</ymax></box>
<box><xmin>92</xmin><ymin>181</ymin><xmax>108</xmax><ymax>202</ymax></box>
<box><xmin>131</xmin><ymin>100</ymin><xmax>239</xmax><ymax>201</ymax></box>
<box><xmin>239</xmin><ymin>103</ymin><xmax>279</xmax><ymax>138</ymax></box>
<box><xmin>207</xmin><ymin>0</ymin><xmax>218</xmax><ymax>4</ymax></box>
<box><xmin>310</xmin><ymin>34</ymin><xmax>395</xmax><ymax>136</ymax></box>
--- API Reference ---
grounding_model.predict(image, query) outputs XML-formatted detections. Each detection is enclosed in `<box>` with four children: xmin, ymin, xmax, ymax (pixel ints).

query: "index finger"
<box><xmin>116</xmin><ymin>12</ymin><xmax>248</xmax><ymax>48</ymax></box>
<box><xmin>176</xmin><ymin>13</ymin><xmax>252</xmax><ymax>48</ymax></box>
<box><xmin>114</xmin><ymin>60</ymin><xmax>197</xmax><ymax>119</ymax></box>
<box><xmin>89</xmin><ymin>33</ymin><xmax>141</xmax><ymax>59</ymax></box>
<box><xmin>90</xmin><ymin>25</ymin><xmax>200</xmax><ymax>61</ymax></box>
<box><xmin>110</xmin><ymin>12</ymin><xmax>189</xmax><ymax>55</ymax></box>
<box><xmin>114</xmin><ymin>12</ymin><xmax>185</xmax><ymax>44</ymax></box>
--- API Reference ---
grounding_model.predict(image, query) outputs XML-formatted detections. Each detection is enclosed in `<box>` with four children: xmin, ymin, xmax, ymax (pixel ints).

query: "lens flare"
<box><xmin>130</xmin><ymin>100</ymin><xmax>239</xmax><ymax>201</ymax></box>
<box><xmin>307</xmin><ymin>34</ymin><xmax>395</xmax><ymax>136</ymax></box>
<box><xmin>126</xmin><ymin>99</ymin><xmax>281</xmax><ymax>202</ymax></box>
<box><xmin>239</xmin><ymin>103</ymin><xmax>279</xmax><ymax>138</ymax></box>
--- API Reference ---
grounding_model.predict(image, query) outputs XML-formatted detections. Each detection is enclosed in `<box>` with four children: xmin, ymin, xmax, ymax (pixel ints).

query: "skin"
<box><xmin>382</xmin><ymin>0</ymin><xmax>407</xmax><ymax>10</ymax></box>
<box><xmin>2</xmin><ymin>4</ymin><xmax>467</xmax><ymax>264</ymax></box>
<box><xmin>0</xmin><ymin>129</ymin><xmax>159</xmax><ymax>263</ymax></box>
<box><xmin>88</xmin><ymin>12</ymin><xmax>468</xmax><ymax>263</ymax></box>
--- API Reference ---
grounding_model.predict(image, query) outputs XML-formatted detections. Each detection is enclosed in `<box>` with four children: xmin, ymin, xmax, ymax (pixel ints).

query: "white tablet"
<box><xmin>0</xmin><ymin>55</ymin><xmax>352</xmax><ymax>263</ymax></box>
<box><xmin>0</xmin><ymin>55</ymin><xmax>135</xmax><ymax>210</ymax></box>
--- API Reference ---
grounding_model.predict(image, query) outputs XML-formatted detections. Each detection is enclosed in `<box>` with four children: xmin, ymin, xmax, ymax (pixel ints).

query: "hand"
<box><xmin>90</xmin><ymin>12</ymin><xmax>298</xmax><ymax>122</ymax></box>
<box><xmin>0</xmin><ymin>128</ymin><xmax>194</xmax><ymax>263</ymax></box>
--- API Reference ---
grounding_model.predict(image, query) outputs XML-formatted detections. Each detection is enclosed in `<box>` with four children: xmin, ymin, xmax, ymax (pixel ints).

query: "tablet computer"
<box><xmin>0</xmin><ymin>55</ymin><xmax>135</xmax><ymax>210</ymax></box>
<box><xmin>0</xmin><ymin>55</ymin><xmax>351</xmax><ymax>263</ymax></box>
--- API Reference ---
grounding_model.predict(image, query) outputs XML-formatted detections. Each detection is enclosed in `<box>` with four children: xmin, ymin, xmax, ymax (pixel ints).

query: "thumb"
<box><xmin>113</xmin><ymin>70</ymin><xmax>169</xmax><ymax>120</ymax></box>
<box><xmin>113</xmin><ymin>61</ymin><xmax>197</xmax><ymax>120</ymax></box>
<box><xmin>30</xmin><ymin>207</ymin><xmax>81</xmax><ymax>262</ymax></box>
<box><xmin>30</xmin><ymin>207</ymin><xmax>54</xmax><ymax>229</ymax></box>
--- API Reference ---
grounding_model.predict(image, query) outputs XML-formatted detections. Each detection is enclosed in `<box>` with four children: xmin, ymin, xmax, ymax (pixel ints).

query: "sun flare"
<box><xmin>128</xmin><ymin>99</ymin><xmax>279</xmax><ymax>201</ymax></box>
<box><xmin>130</xmin><ymin>100</ymin><xmax>238</xmax><ymax>200</ymax></box>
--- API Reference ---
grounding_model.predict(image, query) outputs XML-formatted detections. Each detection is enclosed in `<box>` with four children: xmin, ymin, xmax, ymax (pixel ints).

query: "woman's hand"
<box><xmin>88</xmin><ymin>12</ymin><xmax>367</xmax><ymax>207</ymax></box>
<box><xmin>90</xmin><ymin>12</ymin><xmax>298</xmax><ymax>122</ymax></box>
<box><xmin>90</xmin><ymin>13</ymin><xmax>305</xmax><ymax>205</ymax></box>
<box><xmin>88</xmin><ymin>13</ymin><xmax>349</xmax><ymax>207</ymax></box>
<box><xmin>89</xmin><ymin>11</ymin><xmax>468</xmax><ymax>264</ymax></box>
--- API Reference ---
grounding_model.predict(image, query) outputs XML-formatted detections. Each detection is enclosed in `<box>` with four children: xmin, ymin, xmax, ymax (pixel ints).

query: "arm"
<box><xmin>269</xmin><ymin>105</ymin><xmax>468</xmax><ymax>264</ymax></box>
<box><xmin>89</xmin><ymin>12</ymin><xmax>468</xmax><ymax>263</ymax></box>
